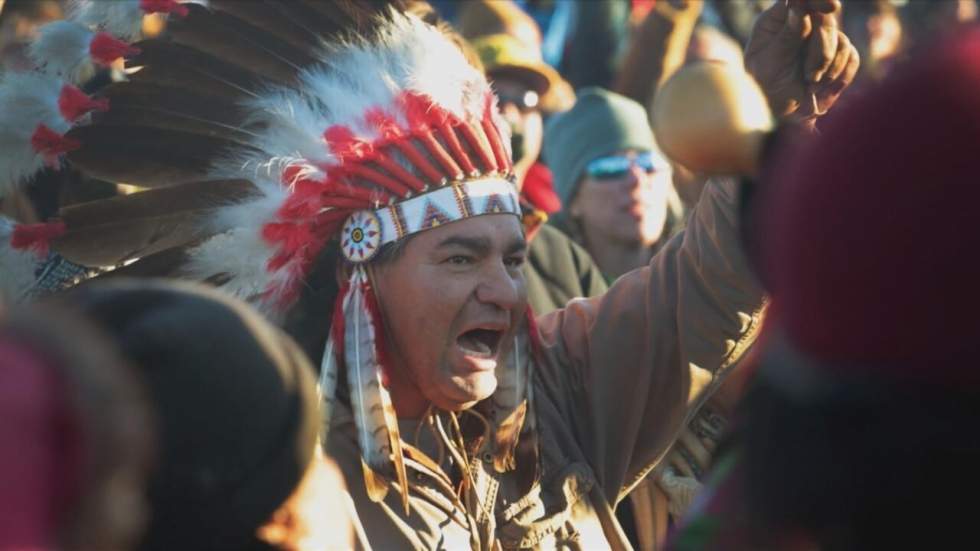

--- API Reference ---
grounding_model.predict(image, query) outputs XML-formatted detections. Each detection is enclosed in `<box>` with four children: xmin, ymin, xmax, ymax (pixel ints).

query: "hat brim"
<box><xmin>488</xmin><ymin>62</ymin><xmax>572</xmax><ymax>112</ymax></box>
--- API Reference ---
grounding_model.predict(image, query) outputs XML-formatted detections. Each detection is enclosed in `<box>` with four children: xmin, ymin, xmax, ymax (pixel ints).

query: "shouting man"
<box><xmin>0</xmin><ymin>1</ymin><xmax>855</xmax><ymax>549</ymax></box>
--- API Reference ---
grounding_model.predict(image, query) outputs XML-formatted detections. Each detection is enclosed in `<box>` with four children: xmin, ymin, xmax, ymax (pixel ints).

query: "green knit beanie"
<box><xmin>543</xmin><ymin>87</ymin><xmax>657</xmax><ymax>206</ymax></box>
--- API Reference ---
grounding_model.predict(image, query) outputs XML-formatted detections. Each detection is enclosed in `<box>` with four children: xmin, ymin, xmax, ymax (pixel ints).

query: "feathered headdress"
<box><xmin>0</xmin><ymin>0</ymin><xmax>534</xmax><ymax>512</ymax></box>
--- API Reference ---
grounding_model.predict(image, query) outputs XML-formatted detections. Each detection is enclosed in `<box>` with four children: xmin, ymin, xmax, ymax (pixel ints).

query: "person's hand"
<box><xmin>745</xmin><ymin>0</ymin><xmax>859</xmax><ymax>122</ymax></box>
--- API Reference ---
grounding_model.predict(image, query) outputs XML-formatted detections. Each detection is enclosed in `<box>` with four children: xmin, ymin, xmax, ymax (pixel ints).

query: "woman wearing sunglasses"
<box><xmin>545</xmin><ymin>88</ymin><xmax>686</xmax><ymax>282</ymax></box>
<box><xmin>544</xmin><ymin>87</ymin><xmax>700</xmax><ymax>551</ymax></box>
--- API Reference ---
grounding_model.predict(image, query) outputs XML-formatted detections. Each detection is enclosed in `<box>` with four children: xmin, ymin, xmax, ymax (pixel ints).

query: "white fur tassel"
<box><xmin>28</xmin><ymin>20</ymin><xmax>97</xmax><ymax>84</ymax></box>
<box><xmin>180</xmin><ymin>172</ymin><xmax>287</xmax><ymax>311</ymax></box>
<box><xmin>0</xmin><ymin>217</ymin><xmax>42</xmax><ymax>304</ymax></box>
<box><xmin>0</xmin><ymin>73</ymin><xmax>71</xmax><ymax>197</ymax></box>
<box><xmin>68</xmin><ymin>0</ymin><xmax>145</xmax><ymax>41</ymax></box>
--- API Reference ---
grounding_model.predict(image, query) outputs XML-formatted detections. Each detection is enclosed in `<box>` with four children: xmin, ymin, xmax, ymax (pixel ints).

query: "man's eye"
<box><xmin>447</xmin><ymin>255</ymin><xmax>472</xmax><ymax>265</ymax></box>
<box><xmin>505</xmin><ymin>256</ymin><xmax>525</xmax><ymax>268</ymax></box>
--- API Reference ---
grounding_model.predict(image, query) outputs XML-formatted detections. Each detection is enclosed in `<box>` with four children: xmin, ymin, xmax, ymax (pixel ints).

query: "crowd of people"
<box><xmin>0</xmin><ymin>1</ymin><xmax>977</xmax><ymax>550</ymax></box>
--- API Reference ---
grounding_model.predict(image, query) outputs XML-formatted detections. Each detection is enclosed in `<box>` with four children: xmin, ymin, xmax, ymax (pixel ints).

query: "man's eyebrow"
<box><xmin>436</xmin><ymin>235</ymin><xmax>493</xmax><ymax>255</ymax></box>
<box><xmin>505</xmin><ymin>237</ymin><xmax>528</xmax><ymax>255</ymax></box>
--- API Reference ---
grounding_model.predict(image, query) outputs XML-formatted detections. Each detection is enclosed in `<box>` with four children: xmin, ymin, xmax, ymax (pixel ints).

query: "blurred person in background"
<box><xmin>457</xmin><ymin>0</ymin><xmax>608</xmax><ymax>315</ymax></box>
<box><xmin>57</xmin><ymin>280</ymin><xmax>356</xmax><ymax>551</ymax></box>
<box><xmin>614</xmin><ymin>0</ymin><xmax>747</xmax><ymax>210</ymax></box>
<box><xmin>842</xmin><ymin>0</ymin><xmax>903</xmax><ymax>83</ymax></box>
<box><xmin>902</xmin><ymin>0</ymin><xmax>977</xmax><ymax>47</ymax></box>
<box><xmin>545</xmin><ymin>88</ymin><xmax>684</xmax><ymax>283</ymax></box>
<box><xmin>459</xmin><ymin>0</ymin><xmax>573</xmax><ymax>214</ymax></box>
<box><xmin>544</xmin><ymin>87</ymin><xmax>695</xmax><ymax>551</ymax></box>
<box><xmin>0</xmin><ymin>302</ymin><xmax>152</xmax><ymax>551</ymax></box>
<box><xmin>670</xmin><ymin>20</ymin><xmax>980</xmax><ymax>551</ymax></box>
<box><xmin>0</xmin><ymin>0</ymin><xmax>63</xmax><ymax>74</ymax></box>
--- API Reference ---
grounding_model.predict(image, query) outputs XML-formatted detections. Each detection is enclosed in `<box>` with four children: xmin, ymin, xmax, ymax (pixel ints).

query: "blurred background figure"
<box><xmin>455</xmin><ymin>0</ymin><xmax>608</xmax><ymax>317</ymax></box>
<box><xmin>0</xmin><ymin>303</ymin><xmax>152</xmax><ymax>551</ymax></box>
<box><xmin>54</xmin><ymin>280</ymin><xmax>356</xmax><ymax>551</ymax></box>
<box><xmin>842</xmin><ymin>0</ymin><xmax>904</xmax><ymax>83</ymax></box>
<box><xmin>0</xmin><ymin>0</ymin><xmax>63</xmax><ymax>74</ymax></box>
<box><xmin>902</xmin><ymin>0</ymin><xmax>977</xmax><ymax>46</ymax></box>
<box><xmin>459</xmin><ymin>0</ymin><xmax>574</xmax><ymax>214</ymax></box>
<box><xmin>545</xmin><ymin>88</ymin><xmax>684</xmax><ymax>282</ymax></box>
<box><xmin>670</xmin><ymin>22</ymin><xmax>980</xmax><ymax>551</ymax></box>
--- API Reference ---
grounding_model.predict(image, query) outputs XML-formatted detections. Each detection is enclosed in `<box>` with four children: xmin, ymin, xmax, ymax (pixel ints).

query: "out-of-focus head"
<box><xmin>0</xmin><ymin>304</ymin><xmax>152</xmax><ymax>551</ymax></box>
<box><xmin>686</xmin><ymin>25</ymin><xmax>744</xmax><ymax>67</ymax></box>
<box><xmin>457</xmin><ymin>0</ymin><xmax>543</xmax><ymax>52</ymax></box>
<box><xmin>545</xmin><ymin>88</ymin><xmax>677</xmax><ymax>248</ymax></box>
<box><xmin>902</xmin><ymin>0</ymin><xmax>977</xmax><ymax>46</ymax></box>
<box><xmin>843</xmin><ymin>0</ymin><xmax>903</xmax><ymax>81</ymax></box>
<box><xmin>60</xmin><ymin>279</ymin><xmax>321</xmax><ymax>551</ymax></box>
<box><xmin>460</xmin><ymin>0</ymin><xmax>574</xmax><ymax>117</ymax></box>
<box><xmin>0</xmin><ymin>0</ymin><xmax>64</xmax><ymax>72</ymax></box>
<box><xmin>738</xmin><ymin>24</ymin><xmax>980</xmax><ymax>548</ymax></box>
<box><xmin>758</xmin><ymin>24</ymin><xmax>980</xmax><ymax>380</ymax></box>
<box><xmin>466</xmin><ymin>31</ymin><xmax>570</xmax><ymax>178</ymax></box>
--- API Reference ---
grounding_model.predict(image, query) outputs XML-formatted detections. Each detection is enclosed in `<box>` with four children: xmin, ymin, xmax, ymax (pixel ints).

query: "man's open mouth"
<box><xmin>456</xmin><ymin>328</ymin><xmax>504</xmax><ymax>358</ymax></box>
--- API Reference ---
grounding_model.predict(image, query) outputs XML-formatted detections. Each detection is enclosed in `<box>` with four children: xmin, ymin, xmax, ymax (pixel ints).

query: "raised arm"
<box><xmin>536</xmin><ymin>178</ymin><xmax>764</xmax><ymax>502</ymax></box>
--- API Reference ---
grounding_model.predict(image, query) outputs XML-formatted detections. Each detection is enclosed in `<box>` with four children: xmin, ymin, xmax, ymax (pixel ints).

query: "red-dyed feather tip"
<box><xmin>365</xmin><ymin>108</ymin><xmax>405</xmax><ymax>143</ymax></box>
<box><xmin>89</xmin><ymin>33</ymin><xmax>140</xmax><ymax>66</ymax></box>
<box><xmin>324</xmin><ymin>126</ymin><xmax>374</xmax><ymax>162</ymax></box>
<box><xmin>11</xmin><ymin>221</ymin><xmax>66</xmax><ymax>257</ymax></box>
<box><xmin>140</xmin><ymin>0</ymin><xmax>189</xmax><ymax>17</ymax></box>
<box><xmin>58</xmin><ymin>85</ymin><xmax>109</xmax><ymax>122</ymax></box>
<box><xmin>31</xmin><ymin>124</ymin><xmax>81</xmax><ymax>167</ymax></box>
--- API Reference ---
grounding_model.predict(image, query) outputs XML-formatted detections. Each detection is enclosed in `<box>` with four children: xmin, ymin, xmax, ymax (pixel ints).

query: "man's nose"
<box><xmin>475</xmin><ymin>261</ymin><xmax>521</xmax><ymax>311</ymax></box>
<box><xmin>623</xmin><ymin>163</ymin><xmax>644</xmax><ymax>190</ymax></box>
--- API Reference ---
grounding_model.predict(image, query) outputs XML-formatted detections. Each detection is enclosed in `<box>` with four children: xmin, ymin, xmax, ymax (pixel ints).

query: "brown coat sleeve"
<box><xmin>536</xmin><ymin>179</ymin><xmax>765</xmax><ymax>504</ymax></box>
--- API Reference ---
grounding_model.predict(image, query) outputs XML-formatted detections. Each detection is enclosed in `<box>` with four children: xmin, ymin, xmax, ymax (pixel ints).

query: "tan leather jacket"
<box><xmin>326</xmin><ymin>179</ymin><xmax>765</xmax><ymax>550</ymax></box>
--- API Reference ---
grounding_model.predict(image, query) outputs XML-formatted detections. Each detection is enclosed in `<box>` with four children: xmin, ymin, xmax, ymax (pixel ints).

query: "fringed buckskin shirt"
<box><xmin>326</xmin><ymin>180</ymin><xmax>765</xmax><ymax>550</ymax></box>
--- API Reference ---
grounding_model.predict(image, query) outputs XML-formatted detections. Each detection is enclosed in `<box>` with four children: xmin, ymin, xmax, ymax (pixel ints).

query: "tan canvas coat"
<box><xmin>325</xmin><ymin>179</ymin><xmax>765</xmax><ymax>550</ymax></box>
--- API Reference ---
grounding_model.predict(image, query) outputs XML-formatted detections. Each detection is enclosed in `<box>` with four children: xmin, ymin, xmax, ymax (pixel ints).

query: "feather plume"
<box><xmin>344</xmin><ymin>267</ymin><xmax>402</xmax><ymax>505</ymax></box>
<box><xmin>126</xmin><ymin>39</ymin><xmax>267</xmax><ymax>100</ymax></box>
<box><xmin>28</xmin><ymin>21</ymin><xmax>97</xmax><ymax>84</ymax></box>
<box><xmin>205</xmin><ymin>0</ymin><xmax>324</xmax><ymax>53</ymax></box>
<box><xmin>318</xmin><ymin>334</ymin><xmax>340</xmax><ymax>442</ymax></box>
<box><xmin>59</xmin><ymin>179</ymin><xmax>255</xmax><ymax>228</ymax></box>
<box><xmin>181</xmin><ymin>174</ymin><xmax>286</xmax><ymax>306</ymax></box>
<box><xmin>165</xmin><ymin>3</ymin><xmax>312</xmax><ymax>85</ymax></box>
<box><xmin>52</xmin><ymin>209</ymin><xmax>212</xmax><ymax>266</ymax></box>
<box><xmin>490</xmin><ymin>330</ymin><xmax>532</xmax><ymax>472</ymax></box>
<box><xmin>0</xmin><ymin>217</ymin><xmax>42</xmax><ymax>303</ymax></box>
<box><xmin>378</xmin><ymin>374</ymin><xmax>410</xmax><ymax>514</ymax></box>
<box><xmin>66</xmin><ymin>124</ymin><xmax>254</xmax><ymax>187</ymax></box>
<box><xmin>93</xmin><ymin>82</ymin><xmax>256</xmax><ymax>146</ymax></box>
<box><xmin>0</xmin><ymin>72</ymin><xmax>71</xmax><ymax>197</ymax></box>
<box><xmin>83</xmin><ymin>240</ymin><xmax>197</xmax><ymax>280</ymax></box>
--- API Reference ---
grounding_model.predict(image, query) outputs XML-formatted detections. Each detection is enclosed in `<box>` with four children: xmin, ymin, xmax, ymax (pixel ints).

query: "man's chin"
<box><xmin>433</xmin><ymin>372</ymin><xmax>498</xmax><ymax>412</ymax></box>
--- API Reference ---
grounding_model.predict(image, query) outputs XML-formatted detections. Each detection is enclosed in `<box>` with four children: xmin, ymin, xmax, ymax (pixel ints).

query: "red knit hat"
<box><xmin>758</xmin><ymin>25</ymin><xmax>980</xmax><ymax>384</ymax></box>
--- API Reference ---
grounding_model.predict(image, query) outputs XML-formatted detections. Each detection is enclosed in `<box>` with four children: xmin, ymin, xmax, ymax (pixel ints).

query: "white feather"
<box><xmin>28</xmin><ymin>21</ymin><xmax>96</xmax><ymax>84</ymax></box>
<box><xmin>68</xmin><ymin>0</ymin><xmax>144</xmax><ymax>41</ymax></box>
<box><xmin>234</xmin><ymin>11</ymin><xmax>492</xmax><ymax>179</ymax></box>
<box><xmin>0</xmin><ymin>72</ymin><xmax>70</xmax><ymax>197</ymax></box>
<box><xmin>0</xmin><ymin>217</ymin><xmax>42</xmax><ymax>304</ymax></box>
<box><xmin>180</xmin><ymin>177</ymin><xmax>285</xmax><ymax>306</ymax></box>
<box><xmin>192</xmin><ymin>11</ymin><xmax>504</xmax><ymax>308</ymax></box>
